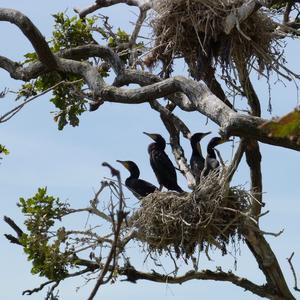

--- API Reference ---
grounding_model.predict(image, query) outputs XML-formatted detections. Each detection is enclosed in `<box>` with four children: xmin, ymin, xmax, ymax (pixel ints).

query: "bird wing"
<box><xmin>204</xmin><ymin>157</ymin><xmax>220</xmax><ymax>176</ymax></box>
<box><xmin>190</xmin><ymin>155</ymin><xmax>205</xmax><ymax>183</ymax></box>
<box><xmin>190</xmin><ymin>155</ymin><xmax>205</xmax><ymax>175</ymax></box>
<box><xmin>209</xmin><ymin>158</ymin><xmax>219</xmax><ymax>170</ymax></box>
<box><xmin>150</xmin><ymin>149</ymin><xmax>177</xmax><ymax>184</ymax></box>
<box><xmin>126</xmin><ymin>178</ymin><xmax>156</xmax><ymax>198</ymax></box>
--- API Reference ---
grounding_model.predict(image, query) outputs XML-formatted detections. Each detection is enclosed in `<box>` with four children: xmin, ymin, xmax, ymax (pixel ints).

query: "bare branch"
<box><xmin>244</xmin><ymin>224</ymin><xmax>296</xmax><ymax>300</ymax></box>
<box><xmin>22</xmin><ymin>280</ymin><xmax>56</xmax><ymax>296</ymax></box>
<box><xmin>1</xmin><ymin>43</ymin><xmax>299</xmax><ymax>152</ymax></box>
<box><xmin>0</xmin><ymin>87</ymin><xmax>9</xmax><ymax>98</ymax></box>
<box><xmin>66</xmin><ymin>207</ymin><xmax>112</xmax><ymax>223</ymax></box>
<box><xmin>87</xmin><ymin>162</ymin><xmax>127</xmax><ymax>300</ymax></box>
<box><xmin>0</xmin><ymin>80</ymin><xmax>82</xmax><ymax>123</ymax></box>
<box><xmin>0</xmin><ymin>9</ymin><xmax>57</xmax><ymax>69</ymax></box>
<box><xmin>22</xmin><ymin>265</ymin><xmax>100</xmax><ymax>297</ymax></box>
<box><xmin>283</xmin><ymin>1</ymin><xmax>293</xmax><ymax>24</ymax></box>
<box><xmin>129</xmin><ymin>8</ymin><xmax>147</xmax><ymax>47</ymax></box>
<box><xmin>224</xmin><ymin>0</ymin><xmax>259</xmax><ymax>34</ymax></box>
<box><xmin>74</xmin><ymin>0</ymin><xmax>152</xmax><ymax>18</ymax></box>
<box><xmin>60</xmin><ymin>44</ymin><xmax>124</xmax><ymax>75</ymax></box>
<box><xmin>224</xmin><ymin>0</ymin><xmax>289</xmax><ymax>35</ymax></box>
<box><xmin>287</xmin><ymin>252</ymin><xmax>300</xmax><ymax>292</ymax></box>
<box><xmin>261</xmin><ymin>229</ymin><xmax>284</xmax><ymax>237</ymax></box>
<box><xmin>118</xmin><ymin>266</ymin><xmax>276</xmax><ymax>299</ymax></box>
<box><xmin>3</xmin><ymin>216</ymin><xmax>24</xmax><ymax>238</ymax></box>
<box><xmin>101</xmin><ymin>76</ymin><xmax>300</xmax><ymax>151</ymax></box>
<box><xmin>226</xmin><ymin>139</ymin><xmax>246</xmax><ymax>183</ymax></box>
<box><xmin>0</xmin><ymin>44</ymin><xmax>124</xmax><ymax>81</ymax></box>
<box><xmin>236</xmin><ymin>63</ymin><xmax>263</xmax><ymax>219</ymax></box>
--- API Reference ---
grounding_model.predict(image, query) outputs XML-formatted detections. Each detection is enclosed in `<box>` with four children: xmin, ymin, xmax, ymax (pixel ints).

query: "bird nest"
<box><xmin>146</xmin><ymin>0</ymin><xmax>279</xmax><ymax>79</ymax></box>
<box><xmin>132</xmin><ymin>170</ymin><xmax>252</xmax><ymax>258</ymax></box>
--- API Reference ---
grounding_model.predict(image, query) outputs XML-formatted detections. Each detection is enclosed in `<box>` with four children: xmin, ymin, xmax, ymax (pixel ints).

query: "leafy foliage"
<box><xmin>19</xmin><ymin>13</ymin><xmax>142</xmax><ymax>130</ymax></box>
<box><xmin>107</xmin><ymin>28</ymin><xmax>130</xmax><ymax>62</ymax></box>
<box><xmin>18</xmin><ymin>11</ymin><xmax>145</xmax><ymax>130</ymax></box>
<box><xmin>18</xmin><ymin>188</ymin><xmax>73</xmax><ymax>280</ymax></box>
<box><xmin>0</xmin><ymin>144</ymin><xmax>9</xmax><ymax>160</ymax></box>
<box><xmin>260</xmin><ymin>109</ymin><xmax>300</xmax><ymax>144</ymax></box>
<box><xmin>20</xmin><ymin>13</ymin><xmax>97</xmax><ymax>129</ymax></box>
<box><xmin>52</xmin><ymin>12</ymin><xmax>97</xmax><ymax>51</ymax></box>
<box><xmin>16</xmin><ymin>82</ymin><xmax>37</xmax><ymax>99</ymax></box>
<box><xmin>34</xmin><ymin>72</ymin><xmax>86</xmax><ymax>130</ymax></box>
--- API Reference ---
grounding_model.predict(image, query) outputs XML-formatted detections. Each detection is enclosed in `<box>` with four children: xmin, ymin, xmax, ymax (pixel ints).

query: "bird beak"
<box><xmin>219</xmin><ymin>137</ymin><xmax>233</xmax><ymax>145</ymax></box>
<box><xmin>116</xmin><ymin>160</ymin><xmax>129</xmax><ymax>169</ymax></box>
<box><xmin>143</xmin><ymin>132</ymin><xmax>156</xmax><ymax>141</ymax></box>
<box><xmin>203</xmin><ymin>131</ymin><xmax>212</xmax><ymax>137</ymax></box>
<box><xmin>189</xmin><ymin>131</ymin><xmax>211</xmax><ymax>140</ymax></box>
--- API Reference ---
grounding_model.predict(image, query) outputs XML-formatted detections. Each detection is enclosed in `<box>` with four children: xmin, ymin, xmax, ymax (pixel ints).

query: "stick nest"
<box><xmin>146</xmin><ymin>0</ymin><xmax>279</xmax><ymax>78</ymax></box>
<box><xmin>132</xmin><ymin>170</ymin><xmax>252</xmax><ymax>258</ymax></box>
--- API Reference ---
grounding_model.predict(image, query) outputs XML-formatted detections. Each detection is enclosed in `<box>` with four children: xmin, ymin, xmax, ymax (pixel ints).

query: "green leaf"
<box><xmin>18</xmin><ymin>188</ymin><xmax>72</xmax><ymax>280</ymax></box>
<box><xmin>0</xmin><ymin>144</ymin><xmax>9</xmax><ymax>155</ymax></box>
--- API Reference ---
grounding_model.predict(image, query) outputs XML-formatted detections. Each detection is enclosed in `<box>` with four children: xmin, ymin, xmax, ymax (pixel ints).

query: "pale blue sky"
<box><xmin>1</xmin><ymin>1</ymin><xmax>300</xmax><ymax>300</ymax></box>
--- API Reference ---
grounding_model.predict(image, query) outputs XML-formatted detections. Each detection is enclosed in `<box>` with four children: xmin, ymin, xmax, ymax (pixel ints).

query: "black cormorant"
<box><xmin>190</xmin><ymin>131</ymin><xmax>211</xmax><ymax>183</ymax></box>
<box><xmin>204</xmin><ymin>137</ymin><xmax>229</xmax><ymax>176</ymax></box>
<box><xmin>117</xmin><ymin>160</ymin><xmax>157</xmax><ymax>198</ymax></box>
<box><xmin>143</xmin><ymin>132</ymin><xmax>183</xmax><ymax>192</ymax></box>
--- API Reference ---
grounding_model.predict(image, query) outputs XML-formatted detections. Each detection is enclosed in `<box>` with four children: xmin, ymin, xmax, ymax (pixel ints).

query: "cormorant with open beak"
<box><xmin>143</xmin><ymin>132</ymin><xmax>183</xmax><ymax>192</ymax></box>
<box><xmin>117</xmin><ymin>160</ymin><xmax>157</xmax><ymax>198</ymax></box>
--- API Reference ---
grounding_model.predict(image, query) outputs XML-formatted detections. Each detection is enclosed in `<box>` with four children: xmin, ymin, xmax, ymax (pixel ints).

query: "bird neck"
<box><xmin>128</xmin><ymin>165</ymin><xmax>140</xmax><ymax>179</ymax></box>
<box><xmin>207</xmin><ymin>147</ymin><xmax>216</xmax><ymax>158</ymax></box>
<box><xmin>207</xmin><ymin>143</ymin><xmax>217</xmax><ymax>158</ymax></box>
<box><xmin>149</xmin><ymin>138</ymin><xmax>166</xmax><ymax>151</ymax></box>
<box><xmin>207</xmin><ymin>138</ymin><xmax>220</xmax><ymax>158</ymax></box>
<box><xmin>191</xmin><ymin>140</ymin><xmax>203</xmax><ymax>157</ymax></box>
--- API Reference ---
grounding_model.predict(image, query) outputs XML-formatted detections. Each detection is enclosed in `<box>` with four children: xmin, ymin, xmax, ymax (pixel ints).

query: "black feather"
<box><xmin>144</xmin><ymin>133</ymin><xmax>183</xmax><ymax>192</ymax></box>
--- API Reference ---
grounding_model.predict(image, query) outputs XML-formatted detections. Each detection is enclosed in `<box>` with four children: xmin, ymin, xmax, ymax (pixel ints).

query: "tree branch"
<box><xmin>87</xmin><ymin>162</ymin><xmax>127</xmax><ymax>300</ymax></box>
<box><xmin>119</xmin><ymin>266</ymin><xmax>276</xmax><ymax>299</ymax></box>
<box><xmin>0</xmin><ymin>8</ymin><xmax>57</xmax><ymax>69</ymax></box>
<box><xmin>244</xmin><ymin>224</ymin><xmax>296</xmax><ymax>300</ymax></box>
<box><xmin>1</xmin><ymin>45</ymin><xmax>299</xmax><ymax>151</ymax></box>
<box><xmin>0</xmin><ymin>80</ymin><xmax>83</xmax><ymax>123</ymax></box>
<box><xmin>224</xmin><ymin>0</ymin><xmax>287</xmax><ymax>35</ymax></box>
<box><xmin>0</xmin><ymin>44</ymin><xmax>124</xmax><ymax>81</ymax></box>
<box><xmin>224</xmin><ymin>0</ymin><xmax>260</xmax><ymax>35</ymax></box>
<box><xmin>236</xmin><ymin>63</ymin><xmax>263</xmax><ymax>219</ymax></box>
<box><xmin>3</xmin><ymin>216</ymin><xmax>24</xmax><ymax>237</ymax></box>
<box><xmin>287</xmin><ymin>252</ymin><xmax>300</xmax><ymax>292</ymax></box>
<box><xmin>74</xmin><ymin>0</ymin><xmax>152</xmax><ymax>18</ymax></box>
<box><xmin>226</xmin><ymin>139</ymin><xmax>246</xmax><ymax>183</ymax></box>
<box><xmin>100</xmin><ymin>76</ymin><xmax>300</xmax><ymax>151</ymax></box>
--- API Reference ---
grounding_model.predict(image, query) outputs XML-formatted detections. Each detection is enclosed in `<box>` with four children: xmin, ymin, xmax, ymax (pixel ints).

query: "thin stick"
<box><xmin>0</xmin><ymin>79</ymin><xmax>83</xmax><ymax>123</ymax></box>
<box><xmin>287</xmin><ymin>252</ymin><xmax>300</xmax><ymax>292</ymax></box>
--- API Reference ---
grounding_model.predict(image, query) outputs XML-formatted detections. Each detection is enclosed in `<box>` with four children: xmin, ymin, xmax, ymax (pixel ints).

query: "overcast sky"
<box><xmin>1</xmin><ymin>1</ymin><xmax>300</xmax><ymax>300</ymax></box>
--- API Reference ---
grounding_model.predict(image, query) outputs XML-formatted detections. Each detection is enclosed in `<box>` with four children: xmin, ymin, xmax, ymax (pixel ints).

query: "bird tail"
<box><xmin>175</xmin><ymin>185</ymin><xmax>184</xmax><ymax>193</ymax></box>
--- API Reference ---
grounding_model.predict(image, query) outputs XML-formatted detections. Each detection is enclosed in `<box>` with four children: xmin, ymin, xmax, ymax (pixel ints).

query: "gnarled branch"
<box><xmin>0</xmin><ymin>9</ymin><xmax>57</xmax><ymax>69</ymax></box>
<box><xmin>119</xmin><ymin>266</ymin><xmax>276</xmax><ymax>299</ymax></box>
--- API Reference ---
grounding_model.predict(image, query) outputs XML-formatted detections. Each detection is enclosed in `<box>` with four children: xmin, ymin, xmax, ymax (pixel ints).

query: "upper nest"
<box><xmin>146</xmin><ymin>0</ymin><xmax>279</xmax><ymax>78</ymax></box>
<box><xmin>132</xmin><ymin>170</ymin><xmax>252</xmax><ymax>258</ymax></box>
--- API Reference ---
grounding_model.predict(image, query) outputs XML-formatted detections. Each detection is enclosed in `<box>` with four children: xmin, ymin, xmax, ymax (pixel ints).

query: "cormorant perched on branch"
<box><xmin>143</xmin><ymin>132</ymin><xmax>183</xmax><ymax>193</ymax></box>
<box><xmin>190</xmin><ymin>131</ymin><xmax>211</xmax><ymax>183</ymax></box>
<box><xmin>204</xmin><ymin>137</ymin><xmax>229</xmax><ymax>176</ymax></box>
<box><xmin>117</xmin><ymin>160</ymin><xmax>157</xmax><ymax>198</ymax></box>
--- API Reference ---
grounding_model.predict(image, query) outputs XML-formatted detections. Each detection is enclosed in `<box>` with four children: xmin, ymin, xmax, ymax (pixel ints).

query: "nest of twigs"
<box><xmin>132</xmin><ymin>170</ymin><xmax>252</xmax><ymax>258</ymax></box>
<box><xmin>146</xmin><ymin>0</ymin><xmax>278</xmax><ymax>78</ymax></box>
